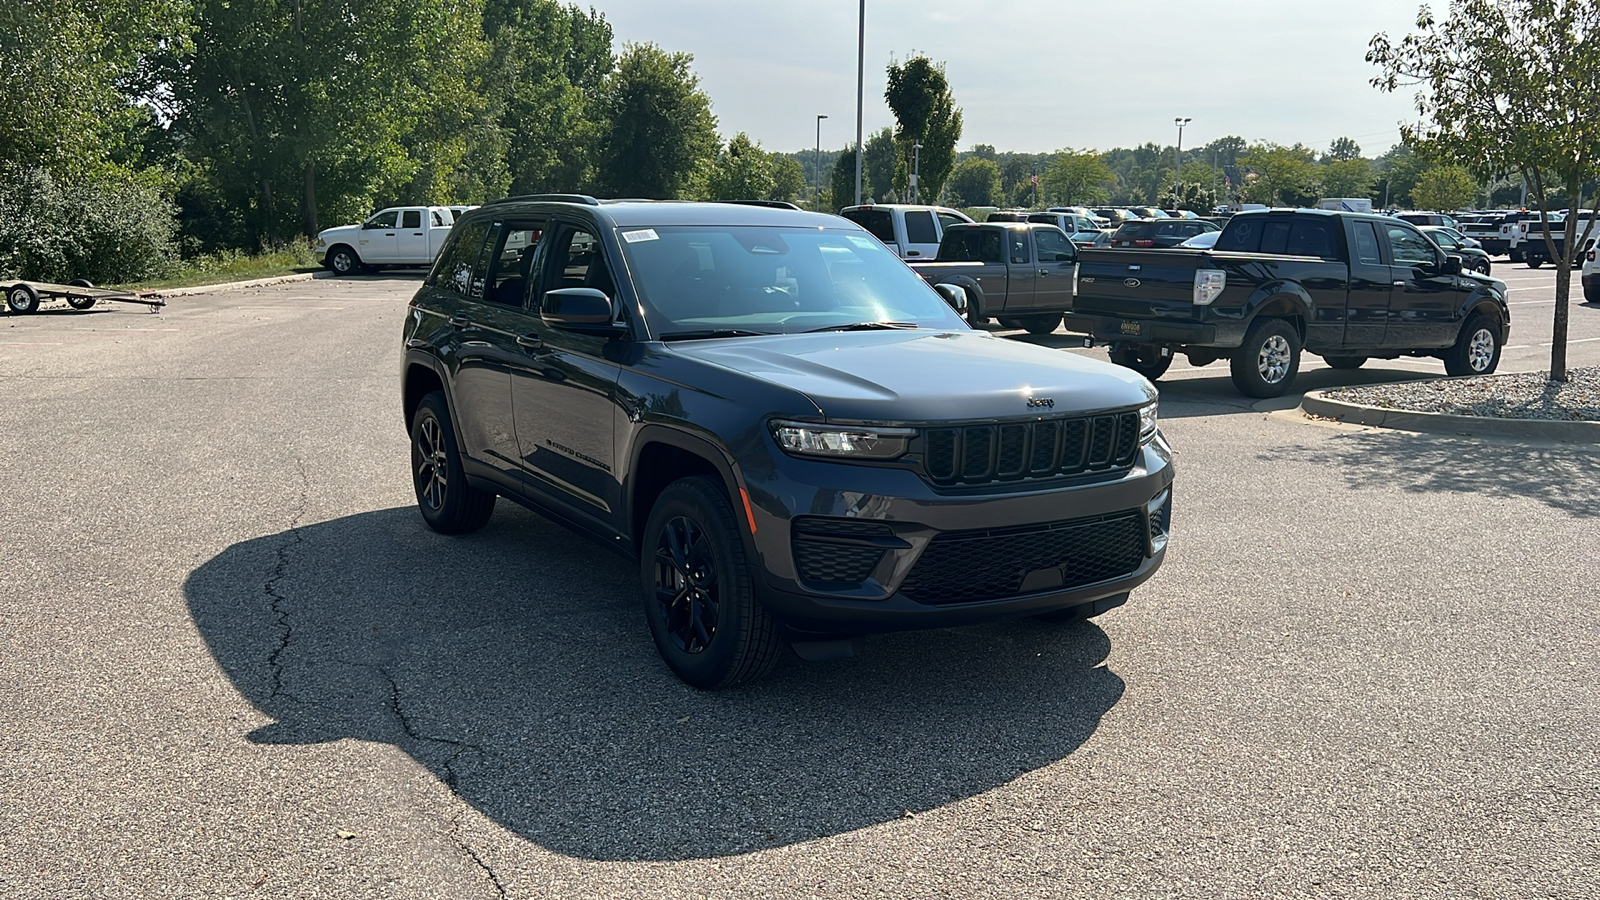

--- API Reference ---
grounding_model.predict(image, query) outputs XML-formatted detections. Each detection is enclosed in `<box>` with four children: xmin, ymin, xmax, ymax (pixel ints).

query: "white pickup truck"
<box><xmin>316</xmin><ymin>206</ymin><xmax>454</xmax><ymax>275</ymax></box>
<box><xmin>839</xmin><ymin>203</ymin><xmax>973</xmax><ymax>259</ymax></box>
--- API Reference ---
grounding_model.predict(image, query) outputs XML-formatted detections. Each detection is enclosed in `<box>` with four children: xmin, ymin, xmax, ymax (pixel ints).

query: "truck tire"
<box><xmin>642</xmin><ymin>475</ymin><xmax>784</xmax><ymax>689</ymax></box>
<box><xmin>1526</xmin><ymin>256</ymin><xmax>1543</xmax><ymax>269</ymax></box>
<box><xmin>1229</xmin><ymin>318</ymin><xmax>1301</xmax><ymax>398</ymax></box>
<box><xmin>327</xmin><ymin>245</ymin><xmax>360</xmax><ymax>276</ymax></box>
<box><xmin>1108</xmin><ymin>343</ymin><xmax>1173</xmax><ymax>380</ymax></box>
<box><xmin>67</xmin><ymin>279</ymin><xmax>97</xmax><ymax>310</ymax></box>
<box><xmin>1322</xmin><ymin>355</ymin><xmax>1367</xmax><ymax>370</ymax></box>
<box><xmin>1473</xmin><ymin>259</ymin><xmax>1492</xmax><ymax>276</ymax></box>
<box><xmin>7</xmin><ymin>283</ymin><xmax>40</xmax><ymax>314</ymax></box>
<box><xmin>1442</xmin><ymin>313</ymin><xmax>1502</xmax><ymax>377</ymax></box>
<box><xmin>1021</xmin><ymin>313</ymin><xmax>1063</xmax><ymax>335</ymax></box>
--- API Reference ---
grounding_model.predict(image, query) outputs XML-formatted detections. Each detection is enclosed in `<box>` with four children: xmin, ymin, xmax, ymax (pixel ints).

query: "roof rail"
<box><xmin>484</xmin><ymin>193</ymin><xmax>600</xmax><ymax>206</ymax></box>
<box><xmin>717</xmin><ymin>200</ymin><xmax>803</xmax><ymax>210</ymax></box>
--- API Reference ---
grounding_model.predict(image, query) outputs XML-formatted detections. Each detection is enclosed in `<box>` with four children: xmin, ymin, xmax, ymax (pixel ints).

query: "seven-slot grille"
<box><xmin>919</xmin><ymin>412</ymin><xmax>1140</xmax><ymax>486</ymax></box>
<box><xmin>898</xmin><ymin>510</ymin><xmax>1147</xmax><ymax>605</ymax></box>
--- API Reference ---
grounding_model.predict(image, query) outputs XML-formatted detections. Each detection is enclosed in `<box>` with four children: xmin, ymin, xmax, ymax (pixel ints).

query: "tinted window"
<box><xmin>1034</xmin><ymin>227</ymin><xmax>1075</xmax><ymax>260</ymax></box>
<box><xmin>936</xmin><ymin>212</ymin><xmax>966</xmax><ymax>230</ymax></box>
<box><xmin>939</xmin><ymin>229</ymin><xmax>1004</xmax><ymax>263</ymax></box>
<box><xmin>1215</xmin><ymin>217</ymin><xmax>1263</xmax><ymax>252</ymax></box>
<box><xmin>1386</xmin><ymin>224</ymin><xmax>1437</xmax><ymax>265</ymax></box>
<box><xmin>432</xmin><ymin>221</ymin><xmax>490</xmax><ymax>297</ymax></box>
<box><xmin>904</xmin><ymin>210</ymin><xmax>939</xmax><ymax>244</ymax></box>
<box><xmin>544</xmin><ymin>226</ymin><xmax>614</xmax><ymax>298</ymax></box>
<box><xmin>1113</xmin><ymin>222</ymin><xmax>1154</xmax><ymax>239</ymax></box>
<box><xmin>364</xmin><ymin>210</ymin><xmax>399</xmax><ymax>230</ymax></box>
<box><xmin>1259</xmin><ymin>220</ymin><xmax>1292</xmax><ymax>254</ymax></box>
<box><xmin>481</xmin><ymin>221</ymin><xmax>545</xmax><ymax>307</ymax></box>
<box><xmin>1286</xmin><ymin>221</ymin><xmax>1336</xmax><ymax>258</ymax></box>
<box><xmin>401</xmin><ymin>210</ymin><xmax>422</xmax><ymax>229</ymax></box>
<box><xmin>1352</xmin><ymin>222</ymin><xmax>1383</xmax><ymax>264</ymax></box>
<box><xmin>1009</xmin><ymin>232</ymin><xmax>1029</xmax><ymax>264</ymax></box>
<box><xmin>841</xmin><ymin>209</ymin><xmax>896</xmax><ymax>243</ymax></box>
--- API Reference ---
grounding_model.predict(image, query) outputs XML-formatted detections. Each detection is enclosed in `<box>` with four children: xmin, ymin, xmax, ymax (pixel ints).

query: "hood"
<box><xmin>316</xmin><ymin>224</ymin><xmax>361</xmax><ymax>242</ymax></box>
<box><xmin>666</xmin><ymin>330</ymin><xmax>1155</xmax><ymax>423</ymax></box>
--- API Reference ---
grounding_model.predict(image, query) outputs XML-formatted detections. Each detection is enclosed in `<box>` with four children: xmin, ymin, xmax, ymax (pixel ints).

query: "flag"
<box><xmin>1030</xmin><ymin>173</ymin><xmax>1039</xmax><ymax>186</ymax></box>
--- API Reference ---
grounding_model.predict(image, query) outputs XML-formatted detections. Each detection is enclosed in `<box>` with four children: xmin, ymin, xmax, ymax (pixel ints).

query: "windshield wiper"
<box><xmin>659</xmin><ymin>328</ymin><xmax>775</xmax><ymax>342</ymax></box>
<box><xmin>804</xmin><ymin>321</ymin><xmax>920</xmax><ymax>333</ymax></box>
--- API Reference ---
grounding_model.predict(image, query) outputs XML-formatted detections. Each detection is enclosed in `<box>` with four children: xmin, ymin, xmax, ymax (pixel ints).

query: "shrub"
<box><xmin>0</xmin><ymin>165</ymin><xmax>176</xmax><ymax>283</ymax></box>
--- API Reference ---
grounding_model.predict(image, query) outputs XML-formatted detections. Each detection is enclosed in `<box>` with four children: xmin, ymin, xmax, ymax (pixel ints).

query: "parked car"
<box><xmin>1108</xmin><ymin>218</ymin><xmax>1220</xmax><ymax>249</ymax></box>
<box><xmin>1126</xmin><ymin>207</ymin><xmax>1170</xmax><ymax>219</ymax></box>
<box><xmin>1071</xmin><ymin>209</ymin><xmax>1511</xmax><ymax>396</ymax></box>
<box><xmin>908</xmin><ymin>221</ymin><xmax>1080</xmax><ymax>334</ymax></box>
<box><xmin>1396</xmin><ymin>211</ymin><xmax>1459</xmax><ymax>228</ymax></box>
<box><xmin>839</xmin><ymin>203</ymin><xmax>973</xmax><ymax>259</ymax></box>
<box><xmin>1420</xmin><ymin>225</ymin><xmax>1492</xmax><ymax>274</ymax></box>
<box><xmin>1026</xmin><ymin>211</ymin><xmax>1106</xmax><ymax>246</ymax></box>
<box><xmin>1177</xmin><ymin>230</ymin><xmax>1220</xmax><ymax>250</ymax></box>
<box><xmin>316</xmin><ymin>206</ymin><xmax>456</xmax><ymax>275</ymax></box>
<box><xmin>1582</xmin><ymin>237</ymin><xmax>1600</xmax><ymax>303</ymax></box>
<box><xmin>402</xmin><ymin>196</ymin><xmax>1173</xmax><ymax>687</ymax></box>
<box><xmin>1090</xmin><ymin>207</ymin><xmax>1143</xmax><ymax>227</ymax></box>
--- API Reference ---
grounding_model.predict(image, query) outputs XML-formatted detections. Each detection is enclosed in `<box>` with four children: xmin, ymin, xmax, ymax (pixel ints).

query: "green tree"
<box><xmin>1326</xmin><ymin>137</ymin><xmax>1364</xmax><ymax>161</ymax></box>
<box><xmin>1373</xmin><ymin>143</ymin><xmax>1429</xmax><ymax>207</ymax></box>
<box><xmin>1321</xmin><ymin>158</ymin><xmax>1376</xmax><ymax>199</ymax></box>
<box><xmin>704</xmin><ymin>132</ymin><xmax>772</xmax><ymax>201</ymax></box>
<box><xmin>831</xmin><ymin>144</ymin><xmax>858</xmax><ymax>210</ymax></box>
<box><xmin>1159</xmin><ymin>182</ymin><xmax>1216</xmax><ymax>214</ymax></box>
<box><xmin>944</xmin><ymin>157</ymin><xmax>1003</xmax><ymax>207</ymax></box>
<box><xmin>1410</xmin><ymin>164</ymin><xmax>1480</xmax><ymax>210</ymax></box>
<box><xmin>1041</xmin><ymin>150</ymin><xmax>1114</xmax><ymax>206</ymax></box>
<box><xmin>1370</xmin><ymin>0</ymin><xmax>1600</xmax><ymax>380</ymax></box>
<box><xmin>769</xmin><ymin>156</ymin><xmax>806</xmax><ymax>204</ymax></box>
<box><xmin>1238</xmin><ymin>143</ymin><xmax>1322</xmax><ymax>206</ymax></box>
<box><xmin>884</xmin><ymin>56</ymin><xmax>963</xmax><ymax>203</ymax></box>
<box><xmin>593</xmin><ymin>43</ymin><xmax>718</xmax><ymax>198</ymax></box>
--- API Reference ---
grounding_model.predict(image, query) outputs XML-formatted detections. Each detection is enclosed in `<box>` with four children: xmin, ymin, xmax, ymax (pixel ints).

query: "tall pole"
<box><xmin>912</xmin><ymin>142</ymin><xmax>922</xmax><ymax>203</ymax></box>
<box><xmin>815</xmin><ymin>114</ymin><xmax>828</xmax><ymax>212</ymax></box>
<box><xmin>1173</xmin><ymin>117</ymin><xmax>1191</xmax><ymax>208</ymax></box>
<box><xmin>854</xmin><ymin>0</ymin><xmax>865</xmax><ymax>206</ymax></box>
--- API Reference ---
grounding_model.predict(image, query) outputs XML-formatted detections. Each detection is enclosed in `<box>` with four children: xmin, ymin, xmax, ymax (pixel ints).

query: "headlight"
<box><xmin>771</xmin><ymin>421</ymin><xmax>915</xmax><ymax>460</ymax></box>
<box><xmin>316</xmin><ymin>238</ymin><xmax>326</xmax><ymax>248</ymax></box>
<box><xmin>1139</xmin><ymin>400</ymin><xmax>1159</xmax><ymax>442</ymax></box>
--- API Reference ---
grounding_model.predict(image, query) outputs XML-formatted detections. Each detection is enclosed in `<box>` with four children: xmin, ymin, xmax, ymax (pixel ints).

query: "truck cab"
<box><xmin>317</xmin><ymin>205</ymin><xmax>455</xmax><ymax>275</ymax></box>
<box><xmin>839</xmin><ymin>203</ymin><xmax>972</xmax><ymax>259</ymax></box>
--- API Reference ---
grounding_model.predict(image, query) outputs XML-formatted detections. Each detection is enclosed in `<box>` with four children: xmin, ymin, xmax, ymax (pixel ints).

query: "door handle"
<box><xmin>906</xmin><ymin>250</ymin><xmax>921</xmax><ymax>257</ymax></box>
<box><xmin>449</xmin><ymin>315</ymin><xmax>470</xmax><ymax>328</ymax></box>
<box><xmin>1039</xmin><ymin>269</ymin><xmax>1050</xmax><ymax>276</ymax></box>
<box><xmin>516</xmin><ymin>333</ymin><xmax>544</xmax><ymax>350</ymax></box>
<box><xmin>1392</xmin><ymin>281</ymin><xmax>1406</xmax><ymax>286</ymax></box>
<box><xmin>411</xmin><ymin>232</ymin><xmax>423</xmax><ymax>236</ymax></box>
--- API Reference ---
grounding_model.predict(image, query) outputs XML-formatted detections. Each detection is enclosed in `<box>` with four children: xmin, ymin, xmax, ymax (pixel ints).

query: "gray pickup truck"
<box><xmin>908</xmin><ymin>222</ymin><xmax>1079</xmax><ymax>334</ymax></box>
<box><xmin>1069</xmin><ymin>209</ymin><xmax>1512</xmax><ymax>397</ymax></box>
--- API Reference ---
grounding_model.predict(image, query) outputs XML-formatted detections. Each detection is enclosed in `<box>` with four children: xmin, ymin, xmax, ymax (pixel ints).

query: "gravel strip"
<box><xmin>1324</xmin><ymin>367</ymin><xmax>1600</xmax><ymax>421</ymax></box>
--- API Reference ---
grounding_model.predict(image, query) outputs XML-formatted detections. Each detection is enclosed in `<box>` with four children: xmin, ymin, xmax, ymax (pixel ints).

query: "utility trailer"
<box><xmin>2</xmin><ymin>280</ymin><xmax>165</xmax><ymax>314</ymax></box>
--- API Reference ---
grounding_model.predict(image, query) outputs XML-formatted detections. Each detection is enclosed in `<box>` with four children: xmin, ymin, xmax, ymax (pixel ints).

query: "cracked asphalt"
<box><xmin>2</xmin><ymin>268</ymin><xmax>1597</xmax><ymax>898</ymax></box>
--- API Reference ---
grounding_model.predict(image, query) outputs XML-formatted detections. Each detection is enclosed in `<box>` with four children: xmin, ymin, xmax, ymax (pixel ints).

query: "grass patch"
<box><xmin>110</xmin><ymin>243</ymin><xmax>322</xmax><ymax>290</ymax></box>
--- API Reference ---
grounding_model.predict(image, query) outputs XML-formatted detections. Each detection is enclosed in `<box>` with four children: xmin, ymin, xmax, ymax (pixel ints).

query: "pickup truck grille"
<box><xmin>919</xmin><ymin>412</ymin><xmax>1139</xmax><ymax>486</ymax></box>
<box><xmin>899</xmin><ymin>510</ymin><xmax>1146</xmax><ymax>605</ymax></box>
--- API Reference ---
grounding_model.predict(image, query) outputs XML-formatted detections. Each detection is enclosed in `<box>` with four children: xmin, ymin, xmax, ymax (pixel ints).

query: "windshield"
<box><xmin>618</xmin><ymin>225</ymin><xmax>969</xmax><ymax>337</ymax></box>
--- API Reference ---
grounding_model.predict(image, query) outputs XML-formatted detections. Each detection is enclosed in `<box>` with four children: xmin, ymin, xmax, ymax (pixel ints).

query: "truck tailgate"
<box><xmin>1074</xmin><ymin>249</ymin><xmax>1203</xmax><ymax>318</ymax></box>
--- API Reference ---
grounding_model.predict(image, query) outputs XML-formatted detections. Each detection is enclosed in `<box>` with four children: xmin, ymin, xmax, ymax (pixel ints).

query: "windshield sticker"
<box><xmin>622</xmin><ymin>228</ymin><xmax>659</xmax><ymax>243</ymax></box>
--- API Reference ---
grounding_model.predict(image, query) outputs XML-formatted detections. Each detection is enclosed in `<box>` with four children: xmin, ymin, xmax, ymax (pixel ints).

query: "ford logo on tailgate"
<box><xmin>1123</xmin><ymin>278</ymin><xmax>1141</xmax><ymax>288</ymax></box>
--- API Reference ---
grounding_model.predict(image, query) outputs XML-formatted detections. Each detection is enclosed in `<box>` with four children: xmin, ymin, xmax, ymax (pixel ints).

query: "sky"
<box><xmin>590</xmin><ymin>0</ymin><xmax>1438</xmax><ymax>157</ymax></box>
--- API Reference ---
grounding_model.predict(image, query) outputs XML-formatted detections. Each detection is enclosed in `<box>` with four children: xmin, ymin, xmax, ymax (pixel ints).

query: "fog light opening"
<box><xmin>1145</xmin><ymin>489</ymin><xmax>1171</xmax><ymax>556</ymax></box>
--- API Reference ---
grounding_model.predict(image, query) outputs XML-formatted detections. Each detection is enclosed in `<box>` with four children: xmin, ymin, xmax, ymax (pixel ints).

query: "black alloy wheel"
<box><xmin>641</xmin><ymin>476</ymin><xmax>782</xmax><ymax>689</ymax></box>
<box><xmin>1108</xmin><ymin>342</ymin><xmax>1173</xmax><ymax>380</ymax></box>
<box><xmin>410</xmin><ymin>391</ymin><xmax>496</xmax><ymax>533</ymax></box>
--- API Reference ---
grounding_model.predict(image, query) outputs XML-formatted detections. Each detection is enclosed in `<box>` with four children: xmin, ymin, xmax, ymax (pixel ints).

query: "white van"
<box><xmin>1317</xmin><ymin>197</ymin><xmax>1374</xmax><ymax>213</ymax></box>
<box><xmin>839</xmin><ymin>204</ymin><xmax>973</xmax><ymax>259</ymax></box>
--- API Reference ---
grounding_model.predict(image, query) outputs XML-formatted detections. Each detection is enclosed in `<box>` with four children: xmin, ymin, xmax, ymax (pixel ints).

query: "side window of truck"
<box><xmin>905</xmin><ymin>211</ymin><xmax>939</xmax><ymax>245</ymax></box>
<box><xmin>937</xmin><ymin>212</ymin><xmax>967</xmax><ymax>231</ymax></box>
<box><xmin>843</xmin><ymin>209</ymin><xmax>896</xmax><ymax>244</ymax></box>
<box><xmin>979</xmin><ymin>231</ymin><xmax>1004</xmax><ymax>263</ymax></box>
<box><xmin>1385</xmin><ymin>225</ymin><xmax>1437</xmax><ymax>266</ymax></box>
<box><xmin>1351</xmin><ymin>222</ymin><xmax>1384</xmax><ymax>264</ymax></box>
<box><xmin>1286</xmin><ymin>221</ymin><xmax>1336</xmax><ymax>259</ymax></box>
<box><xmin>1009</xmin><ymin>233</ymin><xmax>1029</xmax><ymax>264</ymax></box>
<box><xmin>1034</xmin><ymin>227</ymin><xmax>1075</xmax><ymax>261</ymax></box>
<box><xmin>401</xmin><ymin>210</ymin><xmax>422</xmax><ymax>229</ymax></box>
<box><xmin>1259</xmin><ymin>220</ymin><xmax>1293</xmax><ymax>254</ymax></box>
<box><xmin>1215</xmin><ymin>218</ymin><xmax>1262</xmax><ymax>252</ymax></box>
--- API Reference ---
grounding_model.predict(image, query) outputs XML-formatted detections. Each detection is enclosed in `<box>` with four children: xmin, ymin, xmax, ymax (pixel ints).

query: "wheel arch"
<box><xmin>402</xmin><ymin>353</ymin><xmax>450</xmax><ymax>435</ymax></box>
<box><xmin>1245</xmin><ymin>288</ymin><xmax>1311</xmax><ymax>341</ymax></box>
<box><xmin>626</xmin><ymin>427</ymin><xmax>749</xmax><ymax>557</ymax></box>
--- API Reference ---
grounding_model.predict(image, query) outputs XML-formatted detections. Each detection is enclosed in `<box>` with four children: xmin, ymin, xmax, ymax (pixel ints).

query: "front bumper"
<box><xmin>739</xmin><ymin>433</ymin><xmax>1175</xmax><ymax>634</ymax></box>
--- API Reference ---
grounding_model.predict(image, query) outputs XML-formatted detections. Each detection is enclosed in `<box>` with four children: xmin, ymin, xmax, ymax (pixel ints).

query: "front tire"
<box><xmin>327</xmin><ymin>245</ymin><xmax>360</xmax><ymax>276</ymax></box>
<box><xmin>410</xmin><ymin>391</ymin><xmax>496</xmax><ymax>534</ymax></box>
<box><xmin>7</xmin><ymin>283</ymin><xmax>40</xmax><ymax>314</ymax></box>
<box><xmin>1443</xmin><ymin>313</ymin><xmax>1502</xmax><ymax>377</ymax></box>
<box><xmin>1527</xmin><ymin>256</ymin><xmax>1543</xmax><ymax>269</ymax></box>
<box><xmin>1021</xmin><ymin>312</ymin><xmax>1063</xmax><ymax>335</ymax></box>
<box><xmin>1229</xmin><ymin>318</ymin><xmax>1301</xmax><ymax>398</ymax></box>
<box><xmin>641</xmin><ymin>476</ymin><xmax>783</xmax><ymax>689</ymax></box>
<box><xmin>1322</xmin><ymin>355</ymin><xmax>1367</xmax><ymax>370</ymax></box>
<box><xmin>67</xmin><ymin>279</ymin><xmax>97</xmax><ymax>310</ymax></box>
<box><xmin>1108</xmin><ymin>342</ymin><xmax>1173</xmax><ymax>380</ymax></box>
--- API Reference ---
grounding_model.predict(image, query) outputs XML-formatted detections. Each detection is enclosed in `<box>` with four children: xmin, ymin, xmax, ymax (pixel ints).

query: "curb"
<box><xmin>1299</xmin><ymin>389</ymin><xmax>1600</xmax><ymax>444</ymax></box>
<box><xmin>151</xmin><ymin>271</ymin><xmax>328</xmax><ymax>298</ymax></box>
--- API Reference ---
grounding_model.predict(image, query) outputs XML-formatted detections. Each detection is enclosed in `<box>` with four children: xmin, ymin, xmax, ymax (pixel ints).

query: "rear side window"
<box><xmin>1286</xmin><ymin>220</ymin><xmax>1337</xmax><ymax>259</ymax></box>
<box><xmin>842</xmin><ymin>209</ymin><xmax>896</xmax><ymax>243</ymax></box>
<box><xmin>1215</xmin><ymin>217</ymin><xmax>1262</xmax><ymax>252</ymax></box>
<box><xmin>401</xmin><ymin>210</ymin><xmax>422</xmax><ymax>229</ymax></box>
<box><xmin>904</xmin><ymin>210</ymin><xmax>939</xmax><ymax>244</ymax></box>
<box><xmin>431</xmin><ymin>220</ymin><xmax>490</xmax><ymax>297</ymax></box>
<box><xmin>938</xmin><ymin>230</ymin><xmax>983</xmax><ymax>261</ymax></box>
<box><xmin>1258</xmin><ymin>220</ymin><xmax>1292</xmax><ymax>254</ymax></box>
<box><xmin>1351</xmin><ymin>222</ymin><xmax>1384</xmax><ymax>264</ymax></box>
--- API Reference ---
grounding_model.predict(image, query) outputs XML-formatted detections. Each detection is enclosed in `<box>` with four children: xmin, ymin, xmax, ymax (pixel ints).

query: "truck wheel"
<box><xmin>1527</xmin><ymin>256</ymin><xmax>1543</xmax><ymax>269</ymax></box>
<box><xmin>641</xmin><ymin>475</ymin><xmax>784</xmax><ymax>689</ymax></box>
<box><xmin>1443</xmin><ymin>313</ymin><xmax>1502</xmax><ymax>377</ymax></box>
<box><xmin>1021</xmin><ymin>313</ymin><xmax>1063</xmax><ymax>335</ymax></box>
<box><xmin>1509</xmin><ymin>248</ymin><xmax>1524</xmax><ymax>263</ymax></box>
<box><xmin>1473</xmin><ymin>259</ymin><xmax>1492</xmax><ymax>276</ymax></box>
<box><xmin>6</xmin><ymin>283</ymin><xmax>40</xmax><ymax>314</ymax></box>
<box><xmin>1322</xmin><ymin>355</ymin><xmax>1367</xmax><ymax>370</ymax></box>
<box><xmin>1108</xmin><ymin>343</ymin><xmax>1173</xmax><ymax>380</ymax></box>
<box><xmin>410</xmin><ymin>391</ymin><xmax>496</xmax><ymax>534</ymax></box>
<box><xmin>1229</xmin><ymin>318</ymin><xmax>1301</xmax><ymax>398</ymax></box>
<box><xmin>328</xmin><ymin>245</ymin><xmax>360</xmax><ymax>276</ymax></box>
<box><xmin>66</xmin><ymin>279</ymin><xmax>97</xmax><ymax>310</ymax></box>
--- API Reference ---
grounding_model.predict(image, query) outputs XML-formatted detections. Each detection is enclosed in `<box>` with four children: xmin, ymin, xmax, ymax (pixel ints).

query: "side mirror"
<box><xmin>1441</xmin><ymin>255</ymin><xmax>1463</xmax><ymax>275</ymax></box>
<box><xmin>934</xmin><ymin>282</ymin><xmax>968</xmax><ymax>312</ymax></box>
<box><xmin>542</xmin><ymin>287</ymin><xmax>624</xmax><ymax>333</ymax></box>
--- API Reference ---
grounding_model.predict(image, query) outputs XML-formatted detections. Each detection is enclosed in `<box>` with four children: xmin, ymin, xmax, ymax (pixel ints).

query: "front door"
<box><xmin>357</xmin><ymin>210</ymin><xmax>400</xmax><ymax>263</ymax></box>
<box><xmin>511</xmin><ymin>221</ymin><xmax>624</xmax><ymax>518</ymax></box>
<box><xmin>1383</xmin><ymin>222</ymin><xmax>1462</xmax><ymax>349</ymax></box>
<box><xmin>1031</xmin><ymin>226</ymin><xmax>1077</xmax><ymax>311</ymax></box>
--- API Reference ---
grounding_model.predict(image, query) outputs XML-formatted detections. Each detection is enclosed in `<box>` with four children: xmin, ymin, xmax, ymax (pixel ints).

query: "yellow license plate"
<box><xmin>1119</xmin><ymin>321</ymin><xmax>1141</xmax><ymax>335</ymax></box>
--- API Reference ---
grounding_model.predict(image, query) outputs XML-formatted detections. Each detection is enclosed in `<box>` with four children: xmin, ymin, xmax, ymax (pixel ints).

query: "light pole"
<box><xmin>1173</xmin><ymin>116</ymin><xmax>1191</xmax><ymax>209</ymax></box>
<box><xmin>911</xmin><ymin>142</ymin><xmax>923</xmax><ymax>203</ymax></box>
<box><xmin>854</xmin><ymin>0</ymin><xmax>865</xmax><ymax>206</ymax></box>
<box><xmin>815</xmin><ymin>114</ymin><xmax>828</xmax><ymax>212</ymax></box>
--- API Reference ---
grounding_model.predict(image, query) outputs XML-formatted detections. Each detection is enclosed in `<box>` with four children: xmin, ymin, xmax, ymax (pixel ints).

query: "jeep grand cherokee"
<box><xmin>402</xmin><ymin>195</ymin><xmax>1174</xmax><ymax>688</ymax></box>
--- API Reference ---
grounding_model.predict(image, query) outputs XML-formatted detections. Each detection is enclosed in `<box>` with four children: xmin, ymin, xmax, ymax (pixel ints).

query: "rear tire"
<box><xmin>1108</xmin><ymin>343</ymin><xmax>1173</xmax><ymax>380</ymax></box>
<box><xmin>1443</xmin><ymin>313</ymin><xmax>1502</xmax><ymax>377</ymax></box>
<box><xmin>1229</xmin><ymin>318</ymin><xmax>1301</xmax><ymax>398</ymax></box>
<box><xmin>410</xmin><ymin>391</ymin><xmax>496</xmax><ymax>534</ymax></box>
<box><xmin>641</xmin><ymin>476</ymin><xmax>783</xmax><ymax>689</ymax></box>
<box><xmin>1527</xmin><ymin>256</ymin><xmax>1543</xmax><ymax>269</ymax></box>
<box><xmin>1021</xmin><ymin>312</ymin><xmax>1063</xmax><ymax>335</ymax></box>
<box><xmin>6</xmin><ymin>283</ymin><xmax>40</xmax><ymax>314</ymax></box>
<box><xmin>66</xmin><ymin>279</ymin><xmax>97</xmax><ymax>310</ymax></box>
<box><xmin>1322</xmin><ymin>355</ymin><xmax>1367</xmax><ymax>370</ymax></box>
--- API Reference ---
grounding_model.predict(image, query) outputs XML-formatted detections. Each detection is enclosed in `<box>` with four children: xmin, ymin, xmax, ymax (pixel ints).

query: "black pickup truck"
<box><xmin>1068</xmin><ymin>209</ymin><xmax>1512</xmax><ymax>397</ymax></box>
<box><xmin>908</xmin><ymin>222</ymin><xmax>1079</xmax><ymax>334</ymax></box>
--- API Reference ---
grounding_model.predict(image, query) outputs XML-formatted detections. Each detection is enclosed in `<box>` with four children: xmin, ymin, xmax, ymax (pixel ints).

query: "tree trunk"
<box><xmin>302</xmin><ymin>161</ymin><xmax>318</xmax><ymax>237</ymax></box>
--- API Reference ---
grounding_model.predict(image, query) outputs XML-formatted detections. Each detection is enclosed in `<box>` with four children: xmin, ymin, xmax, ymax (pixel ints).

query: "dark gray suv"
<box><xmin>402</xmin><ymin>195</ymin><xmax>1174</xmax><ymax>688</ymax></box>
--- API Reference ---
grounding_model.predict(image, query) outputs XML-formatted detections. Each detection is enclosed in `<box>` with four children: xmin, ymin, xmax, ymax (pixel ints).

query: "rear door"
<box><xmin>395</xmin><ymin>209</ymin><xmax>429</xmax><ymax>263</ymax></box>
<box><xmin>1344</xmin><ymin>219</ymin><xmax>1392</xmax><ymax>348</ymax></box>
<box><xmin>1031</xmin><ymin>226</ymin><xmax>1078</xmax><ymax>311</ymax></box>
<box><xmin>996</xmin><ymin>228</ymin><xmax>1036</xmax><ymax>312</ymax></box>
<box><xmin>902</xmin><ymin>208</ymin><xmax>941</xmax><ymax>258</ymax></box>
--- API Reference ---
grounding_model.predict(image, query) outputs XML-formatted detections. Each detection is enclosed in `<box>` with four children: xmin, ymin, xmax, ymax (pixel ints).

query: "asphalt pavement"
<box><xmin>2</xmin><ymin>266</ymin><xmax>1597</xmax><ymax>898</ymax></box>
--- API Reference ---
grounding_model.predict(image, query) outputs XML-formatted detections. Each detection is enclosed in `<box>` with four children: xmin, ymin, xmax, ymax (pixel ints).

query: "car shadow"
<box><xmin>184</xmin><ymin>505</ymin><xmax>1124</xmax><ymax>862</ymax></box>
